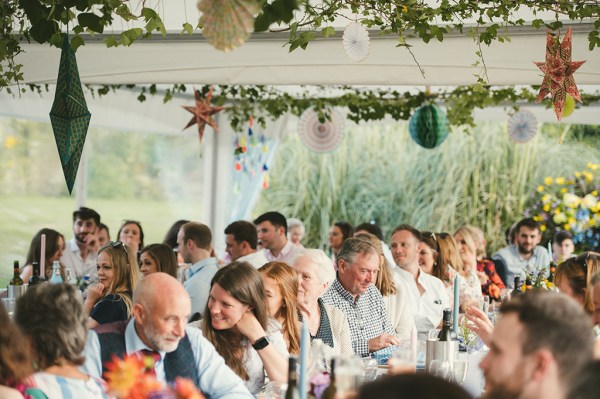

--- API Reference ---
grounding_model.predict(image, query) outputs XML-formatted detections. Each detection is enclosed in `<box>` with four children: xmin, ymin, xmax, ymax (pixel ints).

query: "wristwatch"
<box><xmin>252</xmin><ymin>336</ymin><xmax>270</xmax><ymax>350</ymax></box>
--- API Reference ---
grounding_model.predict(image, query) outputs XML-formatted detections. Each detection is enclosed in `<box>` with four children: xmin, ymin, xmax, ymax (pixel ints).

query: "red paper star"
<box><xmin>182</xmin><ymin>87</ymin><xmax>226</xmax><ymax>142</ymax></box>
<box><xmin>534</xmin><ymin>28</ymin><xmax>585</xmax><ymax>121</ymax></box>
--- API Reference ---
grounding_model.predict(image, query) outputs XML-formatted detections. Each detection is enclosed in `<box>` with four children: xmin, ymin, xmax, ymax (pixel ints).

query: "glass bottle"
<box><xmin>29</xmin><ymin>261</ymin><xmax>43</xmax><ymax>286</ymax></box>
<box><xmin>438</xmin><ymin>309</ymin><xmax>457</xmax><ymax>341</ymax></box>
<box><xmin>10</xmin><ymin>260</ymin><xmax>24</xmax><ymax>286</ymax></box>
<box><xmin>548</xmin><ymin>261</ymin><xmax>557</xmax><ymax>283</ymax></box>
<box><xmin>65</xmin><ymin>268</ymin><xmax>77</xmax><ymax>286</ymax></box>
<box><xmin>511</xmin><ymin>276</ymin><xmax>523</xmax><ymax>297</ymax></box>
<box><xmin>525</xmin><ymin>273</ymin><xmax>533</xmax><ymax>291</ymax></box>
<box><xmin>285</xmin><ymin>357</ymin><xmax>300</xmax><ymax>399</ymax></box>
<box><xmin>49</xmin><ymin>261</ymin><xmax>64</xmax><ymax>284</ymax></box>
<box><xmin>322</xmin><ymin>359</ymin><xmax>337</xmax><ymax>399</ymax></box>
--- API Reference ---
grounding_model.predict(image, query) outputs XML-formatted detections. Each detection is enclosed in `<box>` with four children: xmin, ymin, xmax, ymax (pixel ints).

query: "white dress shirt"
<box><xmin>60</xmin><ymin>237</ymin><xmax>98</xmax><ymax>280</ymax></box>
<box><xmin>393</xmin><ymin>266</ymin><xmax>450</xmax><ymax>340</ymax></box>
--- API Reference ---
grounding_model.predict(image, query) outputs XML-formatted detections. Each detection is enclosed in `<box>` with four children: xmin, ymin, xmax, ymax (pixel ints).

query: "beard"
<box><xmin>144</xmin><ymin>321</ymin><xmax>182</xmax><ymax>353</ymax></box>
<box><xmin>517</xmin><ymin>243</ymin><xmax>534</xmax><ymax>256</ymax></box>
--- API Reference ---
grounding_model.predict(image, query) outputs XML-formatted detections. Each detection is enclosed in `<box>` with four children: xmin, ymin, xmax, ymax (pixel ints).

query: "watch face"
<box><xmin>253</xmin><ymin>336</ymin><xmax>270</xmax><ymax>350</ymax></box>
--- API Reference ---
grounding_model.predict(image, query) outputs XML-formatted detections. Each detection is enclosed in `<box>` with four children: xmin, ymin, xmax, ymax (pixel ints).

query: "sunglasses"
<box><xmin>107</xmin><ymin>240</ymin><xmax>128</xmax><ymax>256</ymax></box>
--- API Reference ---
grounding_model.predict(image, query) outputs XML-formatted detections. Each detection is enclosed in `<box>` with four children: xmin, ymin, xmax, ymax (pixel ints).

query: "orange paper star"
<box><xmin>182</xmin><ymin>87</ymin><xmax>226</xmax><ymax>142</ymax></box>
<box><xmin>534</xmin><ymin>28</ymin><xmax>585</xmax><ymax>121</ymax></box>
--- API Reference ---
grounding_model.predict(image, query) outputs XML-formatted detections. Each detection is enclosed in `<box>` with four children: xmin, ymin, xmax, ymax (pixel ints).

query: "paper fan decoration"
<box><xmin>198</xmin><ymin>0</ymin><xmax>262</xmax><ymax>51</ymax></box>
<box><xmin>408</xmin><ymin>104</ymin><xmax>449</xmax><ymax>149</ymax></box>
<box><xmin>343</xmin><ymin>22</ymin><xmax>370</xmax><ymax>62</ymax></box>
<box><xmin>507</xmin><ymin>110</ymin><xmax>538</xmax><ymax>143</ymax></box>
<box><xmin>298</xmin><ymin>109</ymin><xmax>345</xmax><ymax>153</ymax></box>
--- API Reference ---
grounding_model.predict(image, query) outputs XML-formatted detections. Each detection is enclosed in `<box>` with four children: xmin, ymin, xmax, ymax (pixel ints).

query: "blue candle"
<box><xmin>299</xmin><ymin>318</ymin><xmax>309</xmax><ymax>399</ymax></box>
<box><xmin>548</xmin><ymin>241</ymin><xmax>553</xmax><ymax>262</ymax></box>
<box><xmin>453</xmin><ymin>274</ymin><xmax>460</xmax><ymax>333</ymax></box>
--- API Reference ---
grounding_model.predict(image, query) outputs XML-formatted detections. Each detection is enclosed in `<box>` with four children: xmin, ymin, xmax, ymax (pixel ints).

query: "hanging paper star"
<box><xmin>181</xmin><ymin>87</ymin><xmax>226</xmax><ymax>142</ymax></box>
<box><xmin>534</xmin><ymin>28</ymin><xmax>586</xmax><ymax>121</ymax></box>
<box><xmin>50</xmin><ymin>35</ymin><xmax>92</xmax><ymax>195</ymax></box>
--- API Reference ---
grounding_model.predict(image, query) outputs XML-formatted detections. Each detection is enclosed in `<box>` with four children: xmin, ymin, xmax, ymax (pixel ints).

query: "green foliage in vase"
<box><xmin>255</xmin><ymin>121</ymin><xmax>600</xmax><ymax>254</ymax></box>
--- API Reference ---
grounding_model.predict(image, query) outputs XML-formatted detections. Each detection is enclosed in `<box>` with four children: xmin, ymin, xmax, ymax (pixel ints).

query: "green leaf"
<box><xmin>254</xmin><ymin>13</ymin><xmax>271</xmax><ymax>32</ymax></box>
<box><xmin>48</xmin><ymin>32</ymin><xmax>63</xmax><ymax>48</ymax></box>
<box><xmin>104</xmin><ymin>36</ymin><xmax>119</xmax><ymax>48</ymax></box>
<box><xmin>141</xmin><ymin>7</ymin><xmax>157</xmax><ymax>20</ymax></box>
<box><xmin>181</xmin><ymin>22</ymin><xmax>194</xmax><ymax>35</ymax></box>
<box><xmin>77</xmin><ymin>13</ymin><xmax>104</xmax><ymax>33</ymax></box>
<box><xmin>321</xmin><ymin>26</ymin><xmax>336</xmax><ymax>38</ymax></box>
<box><xmin>70</xmin><ymin>35</ymin><xmax>85</xmax><ymax>51</ymax></box>
<box><xmin>29</xmin><ymin>19</ymin><xmax>59</xmax><ymax>44</ymax></box>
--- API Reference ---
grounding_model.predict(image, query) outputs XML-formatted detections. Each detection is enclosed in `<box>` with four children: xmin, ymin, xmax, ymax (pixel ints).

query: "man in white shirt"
<box><xmin>60</xmin><ymin>207</ymin><xmax>101</xmax><ymax>280</ymax></box>
<box><xmin>223</xmin><ymin>220</ymin><xmax>268</xmax><ymax>268</ymax></box>
<box><xmin>178</xmin><ymin>222</ymin><xmax>219</xmax><ymax>320</ymax></box>
<box><xmin>253</xmin><ymin>211</ymin><xmax>302</xmax><ymax>265</ymax></box>
<box><xmin>389</xmin><ymin>224</ymin><xmax>450</xmax><ymax>340</ymax></box>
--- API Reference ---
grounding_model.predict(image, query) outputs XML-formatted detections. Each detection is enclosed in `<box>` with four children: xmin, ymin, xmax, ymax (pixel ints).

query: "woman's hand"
<box><xmin>465</xmin><ymin>306</ymin><xmax>494</xmax><ymax>346</ymax></box>
<box><xmin>85</xmin><ymin>283</ymin><xmax>105</xmax><ymax>305</ymax></box>
<box><xmin>236</xmin><ymin>310</ymin><xmax>266</xmax><ymax>343</ymax></box>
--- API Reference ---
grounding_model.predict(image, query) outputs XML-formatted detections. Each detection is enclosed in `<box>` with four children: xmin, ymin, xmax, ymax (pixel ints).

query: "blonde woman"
<box><xmin>85</xmin><ymin>241</ymin><xmax>140</xmax><ymax>328</ymax></box>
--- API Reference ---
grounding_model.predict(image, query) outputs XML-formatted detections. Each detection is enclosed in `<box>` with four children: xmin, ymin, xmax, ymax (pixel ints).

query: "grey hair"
<box><xmin>15</xmin><ymin>283</ymin><xmax>87</xmax><ymax>368</ymax></box>
<box><xmin>337</xmin><ymin>237</ymin><xmax>379</xmax><ymax>268</ymax></box>
<box><xmin>295</xmin><ymin>249</ymin><xmax>336</xmax><ymax>285</ymax></box>
<box><xmin>287</xmin><ymin>218</ymin><xmax>305</xmax><ymax>233</ymax></box>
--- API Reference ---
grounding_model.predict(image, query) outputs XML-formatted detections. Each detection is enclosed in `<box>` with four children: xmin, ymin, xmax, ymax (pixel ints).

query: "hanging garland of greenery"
<box><xmin>1</xmin><ymin>0</ymin><xmax>600</xmax><ymax>93</ymax></box>
<box><xmin>77</xmin><ymin>83</ymin><xmax>599</xmax><ymax>132</ymax></box>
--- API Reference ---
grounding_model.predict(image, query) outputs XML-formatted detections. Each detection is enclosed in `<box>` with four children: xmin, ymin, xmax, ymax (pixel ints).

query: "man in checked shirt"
<box><xmin>321</xmin><ymin>237</ymin><xmax>401</xmax><ymax>357</ymax></box>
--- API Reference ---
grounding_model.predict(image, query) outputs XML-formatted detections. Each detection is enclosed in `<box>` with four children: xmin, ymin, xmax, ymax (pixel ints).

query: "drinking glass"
<box><xmin>263</xmin><ymin>381</ymin><xmax>287</xmax><ymax>399</ymax></box>
<box><xmin>388</xmin><ymin>342</ymin><xmax>416</xmax><ymax>375</ymax></box>
<box><xmin>361</xmin><ymin>357</ymin><xmax>378</xmax><ymax>382</ymax></box>
<box><xmin>428</xmin><ymin>328</ymin><xmax>441</xmax><ymax>340</ymax></box>
<box><xmin>1</xmin><ymin>297</ymin><xmax>16</xmax><ymax>318</ymax></box>
<box><xmin>453</xmin><ymin>360</ymin><xmax>468</xmax><ymax>385</ymax></box>
<box><xmin>429</xmin><ymin>359</ymin><xmax>452</xmax><ymax>380</ymax></box>
<box><xmin>334</xmin><ymin>355</ymin><xmax>363</xmax><ymax>398</ymax></box>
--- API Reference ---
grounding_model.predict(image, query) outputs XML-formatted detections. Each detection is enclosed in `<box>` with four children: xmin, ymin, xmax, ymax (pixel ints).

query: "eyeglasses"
<box><xmin>107</xmin><ymin>240</ymin><xmax>128</xmax><ymax>256</ymax></box>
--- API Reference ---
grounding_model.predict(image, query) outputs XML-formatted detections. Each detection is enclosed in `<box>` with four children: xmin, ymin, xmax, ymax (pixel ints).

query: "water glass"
<box><xmin>361</xmin><ymin>357</ymin><xmax>378</xmax><ymax>382</ymax></box>
<box><xmin>263</xmin><ymin>381</ymin><xmax>287</xmax><ymax>399</ymax></box>
<box><xmin>428</xmin><ymin>328</ymin><xmax>441</xmax><ymax>340</ymax></box>
<box><xmin>429</xmin><ymin>359</ymin><xmax>453</xmax><ymax>380</ymax></box>
<box><xmin>388</xmin><ymin>342</ymin><xmax>416</xmax><ymax>374</ymax></box>
<box><xmin>1</xmin><ymin>297</ymin><xmax>16</xmax><ymax>318</ymax></box>
<box><xmin>334</xmin><ymin>355</ymin><xmax>363</xmax><ymax>398</ymax></box>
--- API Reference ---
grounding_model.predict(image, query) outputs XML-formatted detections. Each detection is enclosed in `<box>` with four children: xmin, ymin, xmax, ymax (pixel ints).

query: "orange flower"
<box><xmin>104</xmin><ymin>354</ymin><xmax>144</xmax><ymax>397</ymax></box>
<box><xmin>174</xmin><ymin>377</ymin><xmax>205</xmax><ymax>399</ymax></box>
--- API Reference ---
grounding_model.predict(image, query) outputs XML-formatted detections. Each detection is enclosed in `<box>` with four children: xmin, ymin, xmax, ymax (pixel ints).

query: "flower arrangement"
<box><xmin>524</xmin><ymin>163</ymin><xmax>600</xmax><ymax>252</ymax></box>
<box><xmin>104</xmin><ymin>354</ymin><xmax>204</xmax><ymax>399</ymax></box>
<box><xmin>309</xmin><ymin>371</ymin><xmax>330</xmax><ymax>399</ymax></box>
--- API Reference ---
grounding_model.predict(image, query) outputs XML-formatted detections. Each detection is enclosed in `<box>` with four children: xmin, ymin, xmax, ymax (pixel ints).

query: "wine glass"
<box><xmin>361</xmin><ymin>357</ymin><xmax>379</xmax><ymax>382</ymax></box>
<box><xmin>334</xmin><ymin>355</ymin><xmax>363</xmax><ymax>398</ymax></box>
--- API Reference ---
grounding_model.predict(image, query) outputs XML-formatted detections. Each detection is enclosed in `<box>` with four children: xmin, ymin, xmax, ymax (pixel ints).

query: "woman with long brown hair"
<box><xmin>85</xmin><ymin>241</ymin><xmax>141</xmax><ymax>328</ymax></box>
<box><xmin>556</xmin><ymin>252</ymin><xmax>600</xmax><ymax>315</ymax></box>
<box><xmin>20</xmin><ymin>228</ymin><xmax>66</xmax><ymax>282</ymax></box>
<box><xmin>258</xmin><ymin>262</ymin><xmax>301</xmax><ymax>355</ymax></box>
<box><xmin>202</xmin><ymin>261</ymin><xmax>288</xmax><ymax>395</ymax></box>
<box><xmin>0</xmin><ymin>301</ymin><xmax>33</xmax><ymax>398</ymax></box>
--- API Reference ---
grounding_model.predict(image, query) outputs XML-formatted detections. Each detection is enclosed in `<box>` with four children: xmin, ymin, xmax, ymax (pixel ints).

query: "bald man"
<box><xmin>82</xmin><ymin>273</ymin><xmax>252</xmax><ymax>398</ymax></box>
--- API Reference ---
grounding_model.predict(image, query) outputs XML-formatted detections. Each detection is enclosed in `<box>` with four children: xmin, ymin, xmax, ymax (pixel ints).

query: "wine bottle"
<box><xmin>49</xmin><ymin>261</ymin><xmax>64</xmax><ymax>284</ymax></box>
<box><xmin>285</xmin><ymin>357</ymin><xmax>300</xmax><ymax>399</ymax></box>
<box><xmin>322</xmin><ymin>358</ymin><xmax>337</xmax><ymax>399</ymax></box>
<box><xmin>438</xmin><ymin>309</ymin><xmax>457</xmax><ymax>341</ymax></box>
<box><xmin>548</xmin><ymin>261</ymin><xmax>557</xmax><ymax>283</ymax></box>
<box><xmin>10</xmin><ymin>260</ymin><xmax>24</xmax><ymax>286</ymax></box>
<box><xmin>511</xmin><ymin>276</ymin><xmax>523</xmax><ymax>297</ymax></box>
<box><xmin>29</xmin><ymin>261</ymin><xmax>43</xmax><ymax>286</ymax></box>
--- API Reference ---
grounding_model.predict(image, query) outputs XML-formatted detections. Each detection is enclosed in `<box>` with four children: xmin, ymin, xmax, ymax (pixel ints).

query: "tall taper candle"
<box><xmin>548</xmin><ymin>241</ymin><xmax>553</xmax><ymax>262</ymax></box>
<box><xmin>453</xmin><ymin>274</ymin><xmax>459</xmax><ymax>333</ymax></box>
<box><xmin>40</xmin><ymin>233</ymin><xmax>46</xmax><ymax>279</ymax></box>
<box><xmin>299</xmin><ymin>318</ymin><xmax>309</xmax><ymax>399</ymax></box>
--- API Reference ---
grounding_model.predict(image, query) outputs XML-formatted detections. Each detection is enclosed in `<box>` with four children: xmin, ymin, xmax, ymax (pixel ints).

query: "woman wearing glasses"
<box><xmin>555</xmin><ymin>252</ymin><xmax>600</xmax><ymax>315</ymax></box>
<box><xmin>85</xmin><ymin>241</ymin><xmax>141</xmax><ymax>328</ymax></box>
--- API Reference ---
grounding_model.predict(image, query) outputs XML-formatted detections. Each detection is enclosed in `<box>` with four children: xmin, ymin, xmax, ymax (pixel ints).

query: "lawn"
<box><xmin>0</xmin><ymin>195</ymin><xmax>201</xmax><ymax>287</ymax></box>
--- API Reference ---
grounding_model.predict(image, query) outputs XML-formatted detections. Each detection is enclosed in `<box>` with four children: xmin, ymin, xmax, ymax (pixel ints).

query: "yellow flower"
<box><xmin>542</xmin><ymin>194</ymin><xmax>550</xmax><ymax>203</ymax></box>
<box><xmin>543</xmin><ymin>204</ymin><xmax>551</xmax><ymax>212</ymax></box>
<box><xmin>593</xmin><ymin>190</ymin><xmax>599</xmax><ymax>196</ymax></box>
<box><xmin>553</xmin><ymin>213</ymin><xmax>567</xmax><ymax>224</ymax></box>
<box><xmin>563</xmin><ymin>193</ymin><xmax>581</xmax><ymax>208</ymax></box>
<box><xmin>540</xmin><ymin>225</ymin><xmax>547</xmax><ymax>232</ymax></box>
<box><xmin>4</xmin><ymin>136</ymin><xmax>17</xmax><ymax>149</ymax></box>
<box><xmin>582</xmin><ymin>194</ymin><xmax>598</xmax><ymax>209</ymax></box>
<box><xmin>575</xmin><ymin>172</ymin><xmax>582</xmax><ymax>178</ymax></box>
<box><xmin>583</xmin><ymin>171</ymin><xmax>593</xmax><ymax>182</ymax></box>
<box><xmin>537</xmin><ymin>185</ymin><xmax>545</xmax><ymax>192</ymax></box>
<box><xmin>555</xmin><ymin>177</ymin><xmax>565</xmax><ymax>185</ymax></box>
<box><xmin>564</xmin><ymin>224</ymin><xmax>571</xmax><ymax>231</ymax></box>
<box><xmin>533</xmin><ymin>215</ymin><xmax>543</xmax><ymax>222</ymax></box>
<box><xmin>560</xmin><ymin>188</ymin><xmax>568</xmax><ymax>194</ymax></box>
<box><xmin>587</xmin><ymin>162</ymin><xmax>599</xmax><ymax>170</ymax></box>
<box><xmin>401</xmin><ymin>5</ymin><xmax>408</xmax><ymax>12</ymax></box>
<box><xmin>568</xmin><ymin>217</ymin><xmax>576</xmax><ymax>225</ymax></box>
<box><xmin>544</xmin><ymin>177</ymin><xmax>553</xmax><ymax>185</ymax></box>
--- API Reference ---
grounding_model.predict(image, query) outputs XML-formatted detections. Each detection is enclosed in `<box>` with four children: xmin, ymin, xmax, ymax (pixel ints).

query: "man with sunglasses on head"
<box><xmin>61</xmin><ymin>207</ymin><xmax>102</xmax><ymax>281</ymax></box>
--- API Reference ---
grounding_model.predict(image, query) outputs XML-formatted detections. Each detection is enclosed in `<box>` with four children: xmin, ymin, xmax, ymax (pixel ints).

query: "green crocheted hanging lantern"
<box><xmin>408</xmin><ymin>104</ymin><xmax>449</xmax><ymax>149</ymax></box>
